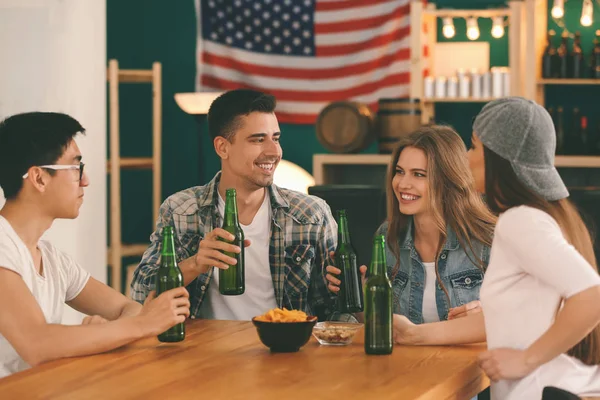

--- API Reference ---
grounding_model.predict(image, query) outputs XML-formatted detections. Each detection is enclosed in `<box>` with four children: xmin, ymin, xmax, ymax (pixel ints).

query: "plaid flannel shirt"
<box><xmin>131</xmin><ymin>172</ymin><xmax>338</xmax><ymax>319</ymax></box>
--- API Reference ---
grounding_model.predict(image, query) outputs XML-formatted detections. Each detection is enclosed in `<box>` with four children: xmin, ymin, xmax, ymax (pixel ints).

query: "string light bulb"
<box><xmin>442</xmin><ymin>17</ymin><xmax>455</xmax><ymax>39</ymax></box>
<box><xmin>551</xmin><ymin>0</ymin><xmax>565</xmax><ymax>19</ymax></box>
<box><xmin>491</xmin><ymin>16</ymin><xmax>505</xmax><ymax>38</ymax></box>
<box><xmin>466</xmin><ymin>17</ymin><xmax>480</xmax><ymax>40</ymax></box>
<box><xmin>581</xmin><ymin>0</ymin><xmax>593</xmax><ymax>27</ymax></box>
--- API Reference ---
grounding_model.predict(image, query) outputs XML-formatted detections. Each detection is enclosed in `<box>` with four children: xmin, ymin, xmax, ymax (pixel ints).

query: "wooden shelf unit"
<box><xmin>410</xmin><ymin>2</ymin><xmax>525</xmax><ymax>124</ymax></box>
<box><xmin>106</xmin><ymin>59</ymin><xmax>162</xmax><ymax>293</ymax></box>
<box><xmin>520</xmin><ymin>0</ymin><xmax>600</xmax><ymax>104</ymax></box>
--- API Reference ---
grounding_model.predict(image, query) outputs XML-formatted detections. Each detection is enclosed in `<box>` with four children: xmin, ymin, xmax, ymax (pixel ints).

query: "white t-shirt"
<box><xmin>199</xmin><ymin>193</ymin><xmax>277</xmax><ymax>320</ymax></box>
<box><xmin>0</xmin><ymin>216</ymin><xmax>90</xmax><ymax>378</ymax></box>
<box><xmin>422</xmin><ymin>262</ymin><xmax>440</xmax><ymax>323</ymax></box>
<box><xmin>481</xmin><ymin>206</ymin><xmax>600</xmax><ymax>400</ymax></box>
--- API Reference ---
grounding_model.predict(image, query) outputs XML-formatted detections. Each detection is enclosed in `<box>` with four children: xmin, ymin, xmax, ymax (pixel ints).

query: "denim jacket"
<box><xmin>377</xmin><ymin>218</ymin><xmax>490</xmax><ymax>324</ymax></box>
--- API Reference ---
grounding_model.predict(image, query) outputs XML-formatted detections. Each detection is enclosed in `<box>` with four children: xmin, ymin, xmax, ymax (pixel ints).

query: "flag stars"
<box><xmin>304</xmin><ymin>47</ymin><xmax>312</xmax><ymax>54</ymax></box>
<box><xmin>283</xmin><ymin>29</ymin><xmax>291</xmax><ymax>37</ymax></box>
<box><xmin>273</xmin><ymin>36</ymin><xmax>282</xmax><ymax>44</ymax></box>
<box><xmin>254</xmin><ymin>34</ymin><xmax>262</xmax><ymax>43</ymax></box>
<box><xmin>254</xmin><ymin>3</ymin><xmax>261</xmax><ymax>10</ymax></box>
<box><xmin>234</xmin><ymin>0</ymin><xmax>242</xmax><ymax>6</ymax></box>
<box><xmin>302</xmin><ymin>30</ymin><xmax>311</xmax><ymax>38</ymax></box>
<box><xmin>293</xmin><ymin>37</ymin><xmax>301</xmax><ymax>46</ymax></box>
<box><xmin>302</xmin><ymin>14</ymin><xmax>310</xmax><ymax>22</ymax></box>
<box><xmin>293</xmin><ymin>6</ymin><xmax>301</xmax><ymax>14</ymax></box>
<box><xmin>236</xmin><ymin>31</ymin><xmax>243</xmax><ymax>39</ymax></box>
<box><xmin>273</xmin><ymin>4</ymin><xmax>281</xmax><ymax>12</ymax></box>
<box><xmin>263</xmin><ymin>27</ymin><xmax>272</xmax><ymax>36</ymax></box>
<box><xmin>245</xmin><ymin>41</ymin><xmax>253</xmax><ymax>49</ymax></box>
<box><xmin>265</xmin><ymin>44</ymin><xmax>272</xmax><ymax>52</ymax></box>
<box><xmin>253</xmin><ymin>18</ymin><xmax>261</xmax><ymax>26</ymax></box>
<box><xmin>273</xmin><ymin>20</ymin><xmax>281</xmax><ymax>28</ymax></box>
<box><xmin>283</xmin><ymin>13</ymin><xmax>290</xmax><ymax>21</ymax></box>
<box><xmin>263</xmin><ymin>11</ymin><xmax>270</xmax><ymax>19</ymax></box>
<box><xmin>244</xmin><ymin>25</ymin><xmax>252</xmax><ymax>33</ymax></box>
<box><xmin>304</xmin><ymin>0</ymin><xmax>311</xmax><ymax>6</ymax></box>
<box><xmin>292</xmin><ymin>21</ymin><xmax>300</xmax><ymax>30</ymax></box>
<box><xmin>211</xmin><ymin>32</ymin><xmax>218</xmax><ymax>40</ymax></box>
<box><xmin>243</xmin><ymin>9</ymin><xmax>251</xmax><ymax>17</ymax></box>
<box><xmin>226</xmin><ymin>36</ymin><xmax>233</xmax><ymax>44</ymax></box>
<box><xmin>208</xmin><ymin>0</ymin><xmax>215</xmax><ymax>8</ymax></box>
<box><xmin>284</xmin><ymin>45</ymin><xmax>292</xmax><ymax>54</ymax></box>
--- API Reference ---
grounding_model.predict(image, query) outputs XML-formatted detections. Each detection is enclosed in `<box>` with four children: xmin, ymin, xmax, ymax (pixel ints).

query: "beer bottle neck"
<box><xmin>338</xmin><ymin>215</ymin><xmax>351</xmax><ymax>244</ymax></box>
<box><xmin>160</xmin><ymin>231</ymin><xmax>177</xmax><ymax>267</ymax></box>
<box><xmin>223</xmin><ymin>194</ymin><xmax>239</xmax><ymax>227</ymax></box>
<box><xmin>369</xmin><ymin>241</ymin><xmax>387</xmax><ymax>277</ymax></box>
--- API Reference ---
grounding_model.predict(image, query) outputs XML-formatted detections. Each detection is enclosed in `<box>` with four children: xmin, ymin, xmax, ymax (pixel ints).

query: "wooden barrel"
<box><xmin>316</xmin><ymin>102</ymin><xmax>375</xmax><ymax>153</ymax></box>
<box><xmin>376</xmin><ymin>98</ymin><xmax>422</xmax><ymax>153</ymax></box>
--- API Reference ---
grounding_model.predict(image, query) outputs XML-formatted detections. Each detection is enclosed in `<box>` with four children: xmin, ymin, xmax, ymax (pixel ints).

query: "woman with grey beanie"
<box><xmin>393</xmin><ymin>97</ymin><xmax>600</xmax><ymax>399</ymax></box>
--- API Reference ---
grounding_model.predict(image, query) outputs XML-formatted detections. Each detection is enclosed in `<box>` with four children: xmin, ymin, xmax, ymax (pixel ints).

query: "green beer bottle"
<box><xmin>156</xmin><ymin>226</ymin><xmax>185</xmax><ymax>342</ymax></box>
<box><xmin>364</xmin><ymin>235</ymin><xmax>393</xmax><ymax>355</ymax></box>
<box><xmin>335</xmin><ymin>210</ymin><xmax>363</xmax><ymax>313</ymax></box>
<box><xmin>219</xmin><ymin>188</ymin><xmax>245</xmax><ymax>295</ymax></box>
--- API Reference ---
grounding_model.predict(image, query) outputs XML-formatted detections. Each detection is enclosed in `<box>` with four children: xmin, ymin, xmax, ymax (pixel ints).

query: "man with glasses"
<box><xmin>0</xmin><ymin>112</ymin><xmax>190</xmax><ymax>378</ymax></box>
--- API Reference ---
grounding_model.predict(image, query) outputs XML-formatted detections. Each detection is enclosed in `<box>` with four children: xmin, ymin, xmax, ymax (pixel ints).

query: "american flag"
<box><xmin>196</xmin><ymin>0</ymin><xmax>420</xmax><ymax>124</ymax></box>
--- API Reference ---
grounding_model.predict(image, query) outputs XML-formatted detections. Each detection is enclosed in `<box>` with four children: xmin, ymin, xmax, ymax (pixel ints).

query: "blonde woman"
<box><xmin>327</xmin><ymin>125</ymin><xmax>496</xmax><ymax>323</ymax></box>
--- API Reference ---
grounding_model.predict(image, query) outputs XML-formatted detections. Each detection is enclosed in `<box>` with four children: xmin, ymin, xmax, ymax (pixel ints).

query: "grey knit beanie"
<box><xmin>473</xmin><ymin>97</ymin><xmax>569</xmax><ymax>201</ymax></box>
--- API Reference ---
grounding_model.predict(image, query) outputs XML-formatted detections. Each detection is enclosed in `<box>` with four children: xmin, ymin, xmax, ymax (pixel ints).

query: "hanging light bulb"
<box><xmin>551</xmin><ymin>0</ymin><xmax>565</xmax><ymax>19</ymax></box>
<box><xmin>581</xmin><ymin>0</ymin><xmax>593</xmax><ymax>27</ymax></box>
<box><xmin>466</xmin><ymin>17</ymin><xmax>480</xmax><ymax>40</ymax></box>
<box><xmin>442</xmin><ymin>17</ymin><xmax>455</xmax><ymax>39</ymax></box>
<box><xmin>491</xmin><ymin>16</ymin><xmax>505</xmax><ymax>38</ymax></box>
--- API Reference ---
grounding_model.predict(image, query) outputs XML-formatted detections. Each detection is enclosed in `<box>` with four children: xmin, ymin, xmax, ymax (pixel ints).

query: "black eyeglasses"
<box><xmin>22</xmin><ymin>161</ymin><xmax>85</xmax><ymax>181</ymax></box>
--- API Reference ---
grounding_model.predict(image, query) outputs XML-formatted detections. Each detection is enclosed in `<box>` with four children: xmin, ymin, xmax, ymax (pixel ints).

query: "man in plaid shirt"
<box><xmin>131</xmin><ymin>89</ymin><xmax>337</xmax><ymax>321</ymax></box>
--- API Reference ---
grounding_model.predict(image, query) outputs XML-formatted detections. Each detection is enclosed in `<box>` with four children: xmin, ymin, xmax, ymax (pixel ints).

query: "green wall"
<box><xmin>107</xmin><ymin>0</ymin><xmax>599</xmax><ymax>281</ymax></box>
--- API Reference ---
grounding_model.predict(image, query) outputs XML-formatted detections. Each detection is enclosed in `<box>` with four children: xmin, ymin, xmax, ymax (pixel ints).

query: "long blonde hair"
<box><xmin>484</xmin><ymin>146</ymin><xmax>600</xmax><ymax>365</ymax></box>
<box><xmin>386</xmin><ymin>125</ymin><xmax>496</xmax><ymax>303</ymax></box>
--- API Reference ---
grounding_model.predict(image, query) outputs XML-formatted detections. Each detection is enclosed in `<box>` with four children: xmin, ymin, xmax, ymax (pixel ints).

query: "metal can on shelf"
<box><xmin>491</xmin><ymin>67</ymin><xmax>503</xmax><ymax>98</ymax></box>
<box><xmin>447</xmin><ymin>77</ymin><xmax>458</xmax><ymax>98</ymax></box>
<box><xmin>482</xmin><ymin>71</ymin><xmax>491</xmax><ymax>99</ymax></box>
<box><xmin>458</xmin><ymin>76</ymin><xmax>470</xmax><ymax>98</ymax></box>
<box><xmin>502</xmin><ymin>67</ymin><xmax>511</xmax><ymax>97</ymax></box>
<box><xmin>424</xmin><ymin>76</ymin><xmax>434</xmax><ymax>98</ymax></box>
<box><xmin>470</xmin><ymin>69</ymin><xmax>481</xmax><ymax>99</ymax></box>
<box><xmin>435</xmin><ymin>76</ymin><xmax>447</xmax><ymax>98</ymax></box>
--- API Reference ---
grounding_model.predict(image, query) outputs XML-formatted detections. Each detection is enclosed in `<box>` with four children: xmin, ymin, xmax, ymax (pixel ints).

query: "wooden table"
<box><xmin>0</xmin><ymin>320</ymin><xmax>489</xmax><ymax>399</ymax></box>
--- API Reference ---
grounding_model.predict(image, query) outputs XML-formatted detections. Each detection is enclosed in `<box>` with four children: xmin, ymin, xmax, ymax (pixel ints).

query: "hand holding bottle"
<box><xmin>138</xmin><ymin>288</ymin><xmax>190</xmax><ymax>337</ymax></box>
<box><xmin>325</xmin><ymin>252</ymin><xmax>367</xmax><ymax>293</ymax></box>
<box><xmin>194</xmin><ymin>228</ymin><xmax>251</xmax><ymax>273</ymax></box>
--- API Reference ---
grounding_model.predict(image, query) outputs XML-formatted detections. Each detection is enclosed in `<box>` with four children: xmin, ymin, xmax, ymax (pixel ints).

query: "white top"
<box><xmin>481</xmin><ymin>206</ymin><xmax>600</xmax><ymax>400</ymax></box>
<box><xmin>199</xmin><ymin>192</ymin><xmax>277</xmax><ymax>321</ymax></box>
<box><xmin>422</xmin><ymin>262</ymin><xmax>440</xmax><ymax>323</ymax></box>
<box><xmin>0</xmin><ymin>216</ymin><xmax>90</xmax><ymax>378</ymax></box>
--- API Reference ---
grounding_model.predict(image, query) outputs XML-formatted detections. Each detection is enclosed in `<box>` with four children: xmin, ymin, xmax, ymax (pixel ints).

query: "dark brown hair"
<box><xmin>484</xmin><ymin>146</ymin><xmax>600</xmax><ymax>365</ymax></box>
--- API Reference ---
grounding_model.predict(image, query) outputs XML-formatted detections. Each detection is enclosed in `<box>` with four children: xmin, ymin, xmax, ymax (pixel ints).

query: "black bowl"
<box><xmin>251</xmin><ymin>316</ymin><xmax>318</xmax><ymax>352</ymax></box>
